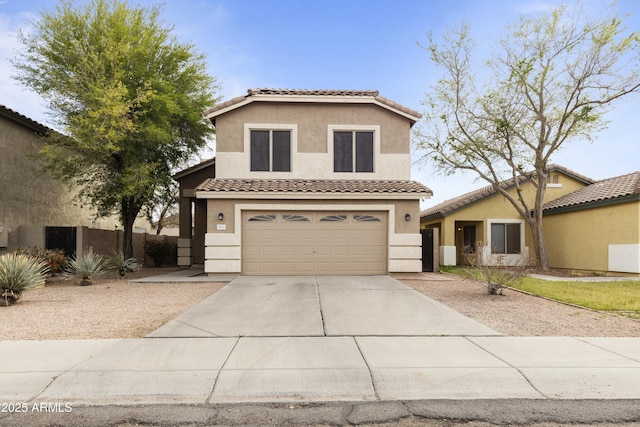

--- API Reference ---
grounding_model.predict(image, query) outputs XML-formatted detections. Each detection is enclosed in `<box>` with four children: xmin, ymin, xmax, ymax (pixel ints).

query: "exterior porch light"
<box><xmin>405</xmin><ymin>213</ymin><xmax>411</xmax><ymax>221</ymax></box>
<box><xmin>218</xmin><ymin>212</ymin><xmax>224</xmax><ymax>220</ymax></box>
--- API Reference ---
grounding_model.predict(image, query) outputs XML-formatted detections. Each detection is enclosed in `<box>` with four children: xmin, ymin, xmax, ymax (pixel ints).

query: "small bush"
<box><xmin>66</xmin><ymin>248</ymin><xmax>109</xmax><ymax>285</ymax></box>
<box><xmin>0</xmin><ymin>253</ymin><xmax>49</xmax><ymax>306</ymax></box>
<box><xmin>462</xmin><ymin>241</ymin><xmax>530</xmax><ymax>295</ymax></box>
<box><xmin>145</xmin><ymin>240</ymin><xmax>176</xmax><ymax>267</ymax></box>
<box><xmin>15</xmin><ymin>247</ymin><xmax>68</xmax><ymax>275</ymax></box>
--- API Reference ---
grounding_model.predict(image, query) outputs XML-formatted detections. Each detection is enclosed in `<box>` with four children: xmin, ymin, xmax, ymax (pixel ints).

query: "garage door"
<box><xmin>242</xmin><ymin>211</ymin><xmax>387</xmax><ymax>275</ymax></box>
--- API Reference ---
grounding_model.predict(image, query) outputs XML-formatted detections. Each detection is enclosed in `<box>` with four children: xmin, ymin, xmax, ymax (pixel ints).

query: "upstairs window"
<box><xmin>333</xmin><ymin>131</ymin><xmax>374</xmax><ymax>173</ymax></box>
<box><xmin>250</xmin><ymin>130</ymin><xmax>291</xmax><ymax>172</ymax></box>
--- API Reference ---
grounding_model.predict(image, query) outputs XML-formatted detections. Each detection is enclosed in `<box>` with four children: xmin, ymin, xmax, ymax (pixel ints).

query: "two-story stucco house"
<box><xmin>187</xmin><ymin>89</ymin><xmax>432</xmax><ymax>275</ymax></box>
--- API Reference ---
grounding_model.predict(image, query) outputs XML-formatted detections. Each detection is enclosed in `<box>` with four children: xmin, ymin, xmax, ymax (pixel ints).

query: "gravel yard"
<box><xmin>0</xmin><ymin>268</ymin><xmax>224</xmax><ymax>340</ymax></box>
<box><xmin>1</xmin><ymin>269</ymin><xmax>638</xmax><ymax>340</ymax></box>
<box><xmin>397</xmin><ymin>273</ymin><xmax>640</xmax><ymax>337</ymax></box>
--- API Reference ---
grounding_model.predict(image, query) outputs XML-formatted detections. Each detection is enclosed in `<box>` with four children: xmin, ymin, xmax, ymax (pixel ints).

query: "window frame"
<box><xmin>487</xmin><ymin>219</ymin><xmax>524</xmax><ymax>255</ymax></box>
<box><xmin>244</xmin><ymin>123</ymin><xmax>297</xmax><ymax>174</ymax></box>
<box><xmin>328</xmin><ymin>125</ymin><xmax>379</xmax><ymax>174</ymax></box>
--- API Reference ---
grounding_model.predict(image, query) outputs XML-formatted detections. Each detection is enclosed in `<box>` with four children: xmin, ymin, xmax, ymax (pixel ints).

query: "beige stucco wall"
<box><xmin>0</xmin><ymin>114</ymin><xmax>151</xmax><ymax>251</ymax></box>
<box><xmin>543</xmin><ymin>200</ymin><xmax>640</xmax><ymax>272</ymax></box>
<box><xmin>216</xmin><ymin>103</ymin><xmax>410</xmax><ymax>154</ymax></box>
<box><xmin>213</xmin><ymin>102</ymin><xmax>412</xmax><ymax>180</ymax></box>
<box><xmin>420</xmin><ymin>173</ymin><xmax>591</xmax><ymax>265</ymax></box>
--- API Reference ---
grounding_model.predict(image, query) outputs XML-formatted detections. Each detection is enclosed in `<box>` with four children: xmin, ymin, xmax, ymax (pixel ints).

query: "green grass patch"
<box><xmin>512</xmin><ymin>278</ymin><xmax>640</xmax><ymax>313</ymax></box>
<box><xmin>441</xmin><ymin>266</ymin><xmax>640</xmax><ymax>315</ymax></box>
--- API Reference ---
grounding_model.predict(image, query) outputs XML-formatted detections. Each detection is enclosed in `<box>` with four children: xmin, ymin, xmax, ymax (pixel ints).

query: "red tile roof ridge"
<box><xmin>203</xmin><ymin>88</ymin><xmax>422</xmax><ymax>119</ymax></box>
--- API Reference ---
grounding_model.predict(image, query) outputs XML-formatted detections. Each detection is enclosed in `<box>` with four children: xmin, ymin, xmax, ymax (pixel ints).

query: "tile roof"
<box><xmin>420</xmin><ymin>164</ymin><xmax>594</xmax><ymax>218</ymax></box>
<box><xmin>172</xmin><ymin>157</ymin><xmax>215</xmax><ymax>180</ymax></box>
<box><xmin>204</xmin><ymin>88</ymin><xmax>422</xmax><ymax>122</ymax></box>
<box><xmin>0</xmin><ymin>104</ymin><xmax>54</xmax><ymax>134</ymax></box>
<box><xmin>196</xmin><ymin>178</ymin><xmax>433</xmax><ymax>196</ymax></box>
<box><xmin>543</xmin><ymin>171</ymin><xmax>640</xmax><ymax>212</ymax></box>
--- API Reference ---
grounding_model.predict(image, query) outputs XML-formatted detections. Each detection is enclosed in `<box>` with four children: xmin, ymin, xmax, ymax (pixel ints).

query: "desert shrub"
<box><xmin>109</xmin><ymin>250</ymin><xmax>140</xmax><ymax>278</ymax></box>
<box><xmin>65</xmin><ymin>248</ymin><xmax>109</xmax><ymax>286</ymax></box>
<box><xmin>15</xmin><ymin>247</ymin><xmax>68</xmax><ymax>275</ymax></box>
<box><xmin>0</xmin><ymin>253</ymin><xmax>49</xmax><ymax>306</ymax></box>
<box><xmin>462</xmin><ymin>241</ymin><xmax>530</xmax><ymax>295</ymax></box>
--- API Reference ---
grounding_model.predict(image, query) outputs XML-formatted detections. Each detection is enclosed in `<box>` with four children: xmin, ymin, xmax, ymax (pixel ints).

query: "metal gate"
<box><xmin>45</xmin><ymin>226</ymin><xmax>77</xmax><ymax>257</ymax></box>
<box><xmin>421</xmin><ymin>228</ymin><xmax>434</xmax><ymax>272</ymax></box>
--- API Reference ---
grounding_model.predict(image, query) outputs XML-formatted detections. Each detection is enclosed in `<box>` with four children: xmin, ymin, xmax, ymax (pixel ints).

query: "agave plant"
<box><xmin>110</xmin><ymin>250</ymin><xmax>140</xmax><ymax>279</ymax></box>
<box><xmin>65</xmin><ymin>248</ymin><xmax>109</xmax><ymax>286</ymax></box>
<box><xmin>0</xmin><ymin>253</ymin><xmax>49</xmax><ymax>306</ymax></box>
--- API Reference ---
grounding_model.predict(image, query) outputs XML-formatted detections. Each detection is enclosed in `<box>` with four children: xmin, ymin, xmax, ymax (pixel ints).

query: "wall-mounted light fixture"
<box><xmin>405</xmin><ymin>213</ymin><xmax>411</xmax><ymax>222</ymax></box>
<box><xmin>218</xmin><ymin>212</ymin><xmax>224</xmax><ymax>220</ymax></box>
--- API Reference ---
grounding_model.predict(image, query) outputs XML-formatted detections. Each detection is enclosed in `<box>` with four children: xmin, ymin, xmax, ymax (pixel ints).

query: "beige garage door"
<box><xmin>242</xmin><ymin>211</ymin><xmax>387</xmax><ymax>275</ymax></box>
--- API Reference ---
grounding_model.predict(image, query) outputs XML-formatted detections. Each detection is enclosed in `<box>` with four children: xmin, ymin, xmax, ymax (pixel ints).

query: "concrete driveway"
<box><xmin>148</xmin><ymin>275</ymin><xmax>498</xmax><ymax>338</ymax></box>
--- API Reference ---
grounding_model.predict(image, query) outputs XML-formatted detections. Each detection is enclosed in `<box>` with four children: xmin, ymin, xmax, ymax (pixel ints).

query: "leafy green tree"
<box><xmin>145</xmin><ymin>179</ymin><xmax>179</xmax><ymax>235</ymax></box>
<box><xmin>12</xmin><ymin>0</ymin><xmax>217</xmax><ymax>257</ymax></box>
<box><xmin>415</xmin><ymin>3</ymin><xmax>639</xmax><ymax>270</ymax></box>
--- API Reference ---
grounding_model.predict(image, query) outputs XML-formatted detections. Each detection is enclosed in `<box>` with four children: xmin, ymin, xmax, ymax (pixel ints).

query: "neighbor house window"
<box><xmin>333</xmin><ymin>131</ymin><xmax>374</xmax><ymax>172</ymax></box>
<box><xmin>250</xmin><ymin>130</ymin><xmax>291</xmax><ymax>172</ymax></box>
<box><xmin>490</xmin><ymin>223</ymin><xmax>521</xmax><ymax>254</ymax></box>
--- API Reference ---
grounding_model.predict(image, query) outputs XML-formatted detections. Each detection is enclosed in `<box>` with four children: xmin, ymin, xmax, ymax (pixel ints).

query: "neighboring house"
<box><xmin>420</xmin><ymin>165</ymin><xmax>594</xmax><ymax>267</ymax></box>
<box><xmin>0</xmin><ymin>104</ymin><xmax>150</xmax><ymax>255</ymax></box>
<box><xmin>542</xmin><ymin>171</ymin><xmax>640</xmax><ymax>274</ymax></box>
<box><xmin>184</xmin><ymin>88</ymin><xmax>432</xmax><ymax>275</ymax></box>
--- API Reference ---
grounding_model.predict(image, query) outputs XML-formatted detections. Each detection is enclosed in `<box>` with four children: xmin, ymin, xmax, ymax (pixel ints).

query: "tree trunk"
<box><xmin>530</xmin><ymin>217</ymin><xmax>550</xmax><ymax>270</ymax></box>
<box><xmin>532</xmin><ymin>166</ymin><xmax>550</xmax><ymax>271</ymax></box>
<box><xmin>121</xmin><ymin>197</ymin><xmax>142</xmax><ymax>259</ymax></box>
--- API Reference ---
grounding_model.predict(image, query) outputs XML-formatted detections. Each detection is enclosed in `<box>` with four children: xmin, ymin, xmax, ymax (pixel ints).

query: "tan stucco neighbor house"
<box><xmin>420</xmin><ymin>165</ymin><xmax>594</xmax><ymax>268</ymax></box>
<box><xmin>1</xmin><ymin>103</ymin><xmax>155</xmax><ymax>257</ymax></box>
<box><xmin>421</xmin><ymin>165</ymin><xmax>640</xmax><ymax>274</ymax></box>
<box><xmin>542</xmin><ymin>171</ymin><xmax>640</xmax><ymax>274</ymax></box>
<box><xmin>0</xmin><ymin>104</ymin><xmax>123</xmax><ymax>252</ymax></box>
<box><xmin>188</xmin><ymin>89</ymin><xmax>432</xmax><ymax>275</ymax></box>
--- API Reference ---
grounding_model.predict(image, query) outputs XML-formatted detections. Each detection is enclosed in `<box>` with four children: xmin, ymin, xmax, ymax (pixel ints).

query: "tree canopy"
<box><xmin>415</xmin><ymin>3</ymin><xmax>640</xmax><ymax>269</ymax></box>
<box><xmin>12</xmin><ymin>0</ymin><xmax>218</xmax><ymax>257</ymax></box>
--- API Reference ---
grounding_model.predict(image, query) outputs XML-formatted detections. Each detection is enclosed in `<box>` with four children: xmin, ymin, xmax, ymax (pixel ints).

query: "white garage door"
<box><xmin>242</xmin><ymin>211</ymin><xmax>387</xmax><ymax>275</ymax></box>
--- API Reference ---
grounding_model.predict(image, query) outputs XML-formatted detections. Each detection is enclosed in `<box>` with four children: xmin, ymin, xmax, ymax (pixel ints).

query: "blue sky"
<box><xmin>1</xmin><ymin>0</ymin><xmax>638</xmax><ymax>208</ymax></box>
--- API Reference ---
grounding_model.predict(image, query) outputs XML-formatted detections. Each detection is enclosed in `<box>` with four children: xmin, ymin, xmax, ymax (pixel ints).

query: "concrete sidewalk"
<box><xmin>1</xmin><ymin>336</ymin><xmax>639</xmax><ymax>405</ymax></box>
<box><xmin>1</xmin><ymin>274</ymin><xmax>639</xmax><ymax>407</ymax></box>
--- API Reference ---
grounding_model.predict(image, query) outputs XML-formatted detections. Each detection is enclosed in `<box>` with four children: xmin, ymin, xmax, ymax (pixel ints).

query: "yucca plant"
<box><xmin>109</xmin><ymin>250</ymin><xmax>140</xmax><ymax>279</ymax></box>
<box><xmin>0</xmin><ymin>253</ymin><xmax>49</xmax><ymax>306</ymax></box>
<box><xmin>65</xmin><ymin>248</ymin><xmax>109</xmax><ymax>286</ymax></box>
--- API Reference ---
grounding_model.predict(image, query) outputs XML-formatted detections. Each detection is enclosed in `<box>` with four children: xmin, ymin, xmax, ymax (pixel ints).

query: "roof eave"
<box><xmin>204</xmin><ymin>94</ymin><xmax>422</xmax><ymax>124</ymax></box>
<box><xmin>0</xmin><ymin>105</ymin><xmax>52</xmax><ymax>135</ymax></box>
<box><xmin>172</xmin><ymin>158</ymin><xmax>216</xmax><ymax>180</ymax></box>
<box><xmin>543</xmin><ymin>193</ymin><xmax>640</xmax><ymax>216</ymax></box>
<box><xmin>195</xmin><ymin>190</ymin><xmax>431</xmax><ymax>200</ymax></box>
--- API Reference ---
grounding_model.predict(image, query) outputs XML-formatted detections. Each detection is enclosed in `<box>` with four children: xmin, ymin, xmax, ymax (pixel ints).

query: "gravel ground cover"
<box><xmin>397</xmin><ymin>273</ymin><xmax>639</xmax><ymax>337</ymax></box>
<box><xmin>0</xmin><ymin>268</ymin><xmax>224</xmax><ymax>340</ymax></box>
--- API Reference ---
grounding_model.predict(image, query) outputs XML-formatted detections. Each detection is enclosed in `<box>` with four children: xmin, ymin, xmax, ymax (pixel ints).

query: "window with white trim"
<box><xmin>250</xmin><ymin>129</ymin><xmax>291</xmax><ymax>172</ymax></box>
<box><xmin>490</xmin><ymin>222</ymin><xmax>521</xmax><ymax>254</ymax></box>
<box><xmin>333</xmin><ymin>131</ymin><xmax>374</xmax><ymax>173</ymax></box>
